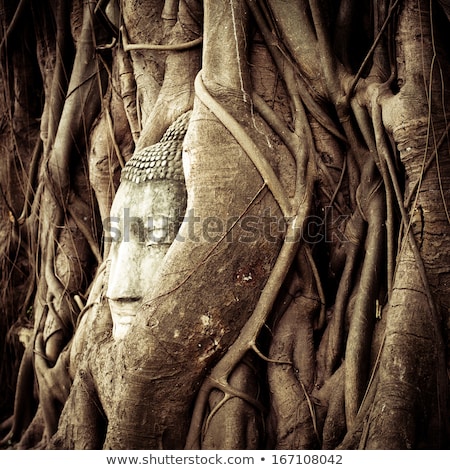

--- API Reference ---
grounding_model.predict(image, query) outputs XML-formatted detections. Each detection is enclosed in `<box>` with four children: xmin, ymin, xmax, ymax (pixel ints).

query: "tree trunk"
<box><xmin>1</xmin><ymin>0</ymin><xmax>449</xmax><ymax>450</ymax></box>
<box><xmin>103</xmin><ymin>0</ymin><xmax>288</xmax><ymax>449</ymax></box>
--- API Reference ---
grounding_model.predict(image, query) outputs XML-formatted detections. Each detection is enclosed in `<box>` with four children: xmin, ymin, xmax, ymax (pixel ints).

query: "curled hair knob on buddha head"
<box><xmin>121</xmin><ymin>111</ymin><xmax>191</xmax><ymax>184</ymax></box>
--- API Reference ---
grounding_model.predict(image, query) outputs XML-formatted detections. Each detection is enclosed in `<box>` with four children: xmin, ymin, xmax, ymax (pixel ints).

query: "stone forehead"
<box><xmin>120</xmin><ymin>111</ymin><xmax>191</xmax><ymax>184</ymax></box>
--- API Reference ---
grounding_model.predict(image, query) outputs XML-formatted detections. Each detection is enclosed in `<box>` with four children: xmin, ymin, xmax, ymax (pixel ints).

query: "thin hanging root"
<box><xmin>121</xmin><ymin>25</ymin><xmax>203</xmax><ymax>52</ymax></box>
<box><xmin>0</xmin><ymin>0</ymin><xmax>28</xmax><ymax>54</ymax></box>
<box><xmin>345</xmin><ymin>0</ymin><xmax>401</xmax><ymax>101</ymax></box>
<box><xmin>304</xmin><ymin>246</ymin><xmax>326</xmax><ymax>330</ymax></box>
<box><xmin>358</xmin><ymin>334</ymin><xmax>385</xmax><ymax>417</ymax></box>
<box><xmin>299</xmin><ymin>379</ymin><xmax>320</xmax><ymax>443</ymax></box>
<box><xmin>337</xmin><ymin>364</ymin><xmax>380</xmax><ymax>450</ymax></box>
<box><xmin>251</xmin><ymin>92</ymin><xmax>300</xmax><ymax>154</ymax></box>
<box><xmin>250</xmin><ymin>342</ymin><xmax>292</xmax><ymax>366</ymax></box>
<box><xmin>202</xmin><ymin>394</ymin><xmax>234</xmax><ymax>439</ymax></box>
<box><xmin>17</xmin><ymin>137</ymin><xmax>43</xmax><ymax>224</ymax></box>
<box><xmin>316</xmin><ymin>150</ymin><xmax>348</xmax><ymax>216</ymax></box>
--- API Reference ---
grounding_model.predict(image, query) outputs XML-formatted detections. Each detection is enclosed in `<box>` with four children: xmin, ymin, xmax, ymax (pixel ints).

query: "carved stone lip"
<box><xmin>108</xmin><ymin>299</ymin><xmax>140</xmax><ymax>319</ymax></box>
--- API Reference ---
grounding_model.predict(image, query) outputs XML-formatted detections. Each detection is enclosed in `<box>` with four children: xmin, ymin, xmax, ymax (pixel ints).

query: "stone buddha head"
<box><xmin>104</xmin><ymin>112</ymin><xmax>190</xmax><ymax>340</ymax></box>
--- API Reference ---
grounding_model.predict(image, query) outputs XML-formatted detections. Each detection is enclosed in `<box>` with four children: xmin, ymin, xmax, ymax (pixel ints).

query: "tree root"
<box><xmin>121</xmin><ymin>25</ymin><xmax>203</xmax><ymax>52</ymax></box>
<box><xmin>185</xmin><ymin>213</ymin><xmax>306</xmax><ymax>448</ymax></box>
<box><xmin>344</xmin><ymin>178</ymin><xmax>385</xmax><ymax>427</ymax></box>
<box><xmin>194</xmin><ymin>71</ymin><xmax>292</xmax><ymax>217</ymax></box>
<box><xmin>267</xmin><ymin>264</ymin><xmax>321</xmax><ymax>449</ymax></box>
<box><xmin>315</xmin><ymin>209</ymin><xmax>364</xmax><ymax>387</ymax></box>
<box><xmin>200</xmin><ymin>357</ymin><xmax>264</xmax><ymax>449</ymax></box>
<box><xmin>34</xmin><ymin>333</ymin><xmax>72</xmax><ymax>439</ymax></box>
<box><xmin>319</xmin><ymin>365</ymin><xmax>346</xmax><ymax>450</ymax></box>
<box><xmin>0</xmin><ymin>344</ymin><xmax>36</xmax><ymax>447</ymax></box>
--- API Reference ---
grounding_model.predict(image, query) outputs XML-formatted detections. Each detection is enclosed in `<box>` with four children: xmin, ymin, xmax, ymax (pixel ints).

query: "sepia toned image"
<box><xmin>0</xmin><ymin>0</ymin><xmax>449</xmax><ymax>453</ymax></box>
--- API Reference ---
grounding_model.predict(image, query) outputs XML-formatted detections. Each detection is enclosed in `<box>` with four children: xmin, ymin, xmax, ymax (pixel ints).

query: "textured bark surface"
<box><xmin>0</xmin><ymin>0</ymin><xmax>449</xmax><ymax>450</ymax></box>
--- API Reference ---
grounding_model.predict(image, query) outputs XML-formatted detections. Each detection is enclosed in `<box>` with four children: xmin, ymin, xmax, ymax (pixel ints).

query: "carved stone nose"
<box><xmin>106</xmin><ymin>241</ymin><xmax>143</xmax><ymax>301</ymax></box>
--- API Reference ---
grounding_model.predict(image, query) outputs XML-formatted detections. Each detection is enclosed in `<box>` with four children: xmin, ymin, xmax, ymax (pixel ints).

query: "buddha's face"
<box><xmin>105</xmin><ymin>179</ymin><xmax>186</xmax><ymax>340</ymax></box>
